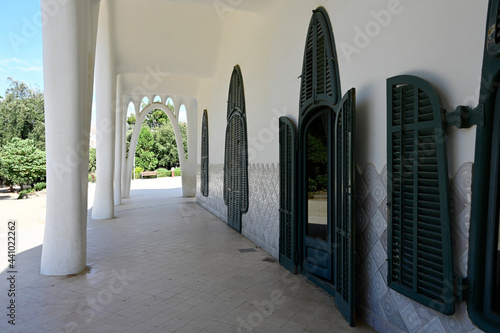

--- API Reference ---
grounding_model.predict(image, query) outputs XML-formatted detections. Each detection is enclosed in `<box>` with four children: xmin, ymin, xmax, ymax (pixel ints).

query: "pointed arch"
<box><xmin>294</xmin><ymin>7</ymin><xmax>356</xmax><ymax>326</ymax></box>
<box><xmin>300</xmin><ymin>7</ymin><xmax>341</xmax><ymax>113</ymax></box>
<box><xmin>201</xmin><ymin>110</ymin><xmax>209</xmax><ymax>197</ymax></box>
<box><xmin>123</xmin><ymin>102</ymin><xmax>187</xmax><ymax>196</ymax></box>
<box><xmin>223</xmin><ymin>65</ymin><xmax>249</xmax><ymax>233</ymax></box>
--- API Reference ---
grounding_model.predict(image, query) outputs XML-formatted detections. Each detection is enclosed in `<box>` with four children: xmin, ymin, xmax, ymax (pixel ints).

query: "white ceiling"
<box><xmin>109</xmin><ymin>0</ymin><xmax>271</xmax><ymax>97</ymax></box>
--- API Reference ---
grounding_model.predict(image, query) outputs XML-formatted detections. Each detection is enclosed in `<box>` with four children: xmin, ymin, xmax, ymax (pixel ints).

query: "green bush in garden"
<box><xmin>157</xmin><ymin>168</ymin><xmax>169</xmax><ymax>177</ymax></box>
<box><xmin>34</xmin><ymin>182</ymin><xmax>46</xmax><ymax>191</ymax></box>
<box><xmin>134</xmin><ymin>167</ymin><xmax>143</xmax><ymax>179</ymax></box>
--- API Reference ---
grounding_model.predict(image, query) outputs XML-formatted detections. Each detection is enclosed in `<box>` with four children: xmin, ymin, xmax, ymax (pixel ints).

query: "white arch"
<box><xmin>165</xmin><ymin>97</ymin><xmax>176</xmax><ymax>116</ymax></box>
<box><xmin>123</xmin><ymin>102</ymin><xmax>187</xmax><ymax>196</ymax></box>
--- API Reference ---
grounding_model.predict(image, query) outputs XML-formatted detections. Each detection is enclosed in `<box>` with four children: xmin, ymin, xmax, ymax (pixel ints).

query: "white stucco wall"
<box><xmin>197</xmin><ymin>0</ymin><xmax>486</xmax><ymax>176</ymax></box>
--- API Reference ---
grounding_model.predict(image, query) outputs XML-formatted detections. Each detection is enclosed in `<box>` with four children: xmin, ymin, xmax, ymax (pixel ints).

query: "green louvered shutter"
<box><xmin>223</xmin><ymin>65</ymin><xmax>249</xmax><ymax>233</ymax></box>
<box><xmin>299</xmin><ymin>8</ymin><xmax>341</xmax><ymax>113</ymax></box>
<box><xmin>387</xmin><ymin>75</ymin><xmax>454</xmax><ymax>315</ymax></box>
<box><xmin>334</xmin><ymin>88</ymin><xmax>356</xmax><ymax>327</ymax></box>
<box><xmin>201</xmin><ymin>110</ymin><xmax>209</xmax><ymax>197</ymax></box>
<box><xmin>279</xmin><ymin>117</ymin><xmax>298</xmax><ymax>274</ymax></box>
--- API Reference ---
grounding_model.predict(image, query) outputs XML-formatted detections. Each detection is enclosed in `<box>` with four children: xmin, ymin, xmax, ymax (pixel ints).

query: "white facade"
<box><xmin>41</xmin><ymin>0</ymin><xmax>488</xmax><ymax>332</ymax></box>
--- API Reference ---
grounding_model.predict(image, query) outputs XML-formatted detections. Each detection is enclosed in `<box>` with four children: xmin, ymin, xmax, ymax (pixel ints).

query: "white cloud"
<box><xmin>0</xmin><ymin>58</ymin><xmax>42</xmax><ymax>72</ymax></box>
<box><xmin>16</xmin><ymin>66</ymin><xmax>42</xmax><ymax>72</ymax></box>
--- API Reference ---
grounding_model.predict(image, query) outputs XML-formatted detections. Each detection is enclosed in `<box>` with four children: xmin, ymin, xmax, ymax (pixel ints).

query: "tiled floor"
<box><xmin>0</xmin><ymin>178</ymin><xmax>374</xmax><ymax>332</ymax></box>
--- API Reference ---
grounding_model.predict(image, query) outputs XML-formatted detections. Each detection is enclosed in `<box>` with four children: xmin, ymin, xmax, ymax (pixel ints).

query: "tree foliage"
<box><xmin>135</xmin><ymin>125</ymin><xmax>158</xmax><ymax>171</ymax></box>
<box><xmin>89</xmin><ymin>147</ymin><xmax>96</xmax><ymax>173</ymax></box>
<box><xmin>0</xmin><ymin>138</ymin><xmax>46</xmax><ymax>189</ymax></box>
<box><xmin>0</xmin><ymin>78</ymin><xmax>45</xmax><ymax>150</ymax></box>
<box><xmin>145</xmin><ymin>109</ymin><xmax>169</xmax><ymax>128</ymax></box>
<box><xmin>153</xmin><ymin>121</ymin><xmax>178</xmax><ymax>169</ymax></box>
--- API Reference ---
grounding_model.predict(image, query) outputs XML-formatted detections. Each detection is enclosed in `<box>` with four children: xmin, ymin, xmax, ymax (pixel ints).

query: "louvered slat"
<box><xmin>201</xmin><ymin>110</ymin><xmax>209</xmax><ymax>197</ymax></box>
<box><xmin>224</xmin><ymin>66</ymin><xmax>248</xmax><ymax>233</ymax></box>
<box><xmin>279</xmin><ymin>117</ymin><xmax>297</xmax><ymax>273</ymax></box>
<box><xmin>334</xmin><ymin>88</ymin><xmax>356</xmax><ymax>327</ymax></box>
<box><xmin>299</xmin><ymin>9</ymin><xmax>340</xmax><ymax>112</ymax></box>
<box><xmin>387</xmin><ymin>75</ymin><xmax>454</xmax><ymax>315</ymax></box>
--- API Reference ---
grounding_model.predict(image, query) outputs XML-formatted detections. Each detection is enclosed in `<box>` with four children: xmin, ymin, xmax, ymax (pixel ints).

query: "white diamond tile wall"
<box><xmin>196</xmin><ymin>163</ymin><xmax>280</xmax><ymax>259</ymax></box>
<box><xmin>196</xmin><ymin>162</ymin><xmax>481</xmax><ymax>333</ymax></box>
<box><xmin>356</xmin><ymin>163</ymin><xmax>481</xmax><ymax>333</ymax></box>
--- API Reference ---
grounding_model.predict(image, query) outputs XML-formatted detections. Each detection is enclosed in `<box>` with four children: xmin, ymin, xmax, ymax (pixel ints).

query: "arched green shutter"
<box><xmin>223</xmin><ymin>65</ymin><xmax>248</xmax><ymax>232</ymax></box>
<box><xmin>201</xmin><ymin>109</ymin><xmax>209</xmax><ymax>197</ymax></box>
<box><xmin>300</xmin><ymin>7</ymin><xmax>341</xmax><ymax>112</ymax></box>
<box><xmin>334</xmin><ymin>88</ymin><xmax>356</xmax><ymax>326</ymax></box>
<box><xmin>279</xmin><ymin>117</ymin><xmax>298</xmax><ymax>274</ymax></box>
<box><xmin>298</xmin><ymin>7</ymin><xmax>356</xmax><ymax>326</ymax></box>
<box><xmin>387</xmin><ymin>75</ymin><xmax>454</xmax><ymax>315</ymax></box>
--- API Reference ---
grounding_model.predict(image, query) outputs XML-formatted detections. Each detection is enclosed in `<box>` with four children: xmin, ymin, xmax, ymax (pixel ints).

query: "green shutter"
<box><xmin>467</xmin><ymin>1</ymin><xmax>500</xmax><ymax>330</ymax></box>
<box><xmin>299</xmin><ymin>7</ymin><xmax>356</xmax><ymax>326</ymax></box>
<box><xmin>334</xmin><ymin>88</ymin><xmax>356</xmax><ymax>326</ymax></box>
<box><xmin>224</xmin><ymin>65</ymin><xmax>248</xmax><ymax>232</ymax></box>
<box><xmin>300</xmin><ymin>7</ymin><xmax>341</xmax><ymax>112</ymax></box>
<box><xmin>279</xmin><ymin>117</ymin><xmax>298</xmax><ymax>274</ymax></box>
<box><xmin>201</xmin><ymin>110</ymin><xmax>209</xmax><ymax>197</ymax></box>
<box><xmin>387</xmin><ymin>75</ymin><xmax>454</xmax><ymax>315</ymax></box>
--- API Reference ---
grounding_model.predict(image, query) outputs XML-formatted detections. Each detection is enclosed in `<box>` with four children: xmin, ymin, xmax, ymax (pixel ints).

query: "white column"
<box><xmin>40</xmin><ymin>0</ymin><xmax>100</xmax><ymax>275</ymax></box>
<box><xmin>114</xmin><ymin>75</ymin><xmax>123</xmax><ymax>205</ymax></box>
<box><xmin>92</xmin><ymin>0</ymin><xmax>116</xmax><ymax>219</ymax></box>
<box><xmin>120</xmin><ymin>95</ymin><xmax>128</xmax><ymax>199</ymax></box>
<box><xmin>181</xmin><ymin>99</ymin><xmax>198</xmax><ymax>196</ymax></box>
<box><xmin>123</xmin><ymin>100</ymin><xmax>141</xmax><ymax>197</ymax></box>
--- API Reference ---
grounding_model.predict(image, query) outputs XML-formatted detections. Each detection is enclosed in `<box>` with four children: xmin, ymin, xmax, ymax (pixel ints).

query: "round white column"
<box><xmin>92</xmin><ymin>0</ymin><xmax>116</xmax><ymax>220</ymax></box>
<box><xmin>41</xmin><ymin>0</ymin><xmax>100</xmax><ymax>275</ymax></box>
<box><xmin>114</xmin><ymin>75</ymin><xmax>123</xmax><ymax>206</ymax></box>
<box><xmin>181</xmin><ymin>98</ymin><xmax>198</xmax><ymax>197</ymax></box>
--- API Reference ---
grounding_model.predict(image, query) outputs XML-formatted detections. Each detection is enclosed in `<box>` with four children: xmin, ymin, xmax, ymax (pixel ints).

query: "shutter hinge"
<box><xmin>446</xmin><ymin>104</ymin><xmax>484</xmax><ymax>129</ymax></box>
<box><xmin>455</xmin><ymin>276</ymin><xmax>471</xmax><ymax>302</ymax></box>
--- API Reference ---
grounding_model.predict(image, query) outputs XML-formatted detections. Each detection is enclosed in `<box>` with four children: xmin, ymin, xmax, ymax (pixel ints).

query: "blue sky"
<box><xmin>0</xmin><ymin>1</ymin><xmax>44</xmax><ymax>95</ymax></box>
<box><xmin>0</xmin><ymin>2</ymin><xmax>188</xmax><ymax>124</ymax></box>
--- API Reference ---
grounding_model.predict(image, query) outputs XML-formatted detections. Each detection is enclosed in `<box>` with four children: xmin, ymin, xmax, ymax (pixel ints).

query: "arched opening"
<box><xmin>141</xmin><ymin>96</ymin><xmax>150</xmax><ymax>111</ymax></box>
<box><xmin>179</xmin><ymin>104</ymin><xmax>188</xmax><ymax>159</ymax></box>
<box><xmin>123</xmin><ymin>102</ymin><xmax>188</xmax><ymax>197</ymax></box>
<box><xmin>153</xmin><ymin>95</ymin><xmax>162</xmax><ymax>103</ymax></box>
<box><xmin>166</xmin><ymin>97</ymin><xmax>175</xmax><ymax>116</ymax></box>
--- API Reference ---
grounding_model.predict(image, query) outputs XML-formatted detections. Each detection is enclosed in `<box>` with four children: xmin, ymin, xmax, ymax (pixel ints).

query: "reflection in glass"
<box><xmin>306</xmin><ymin>113</ymin><xmax>329</xmax><ymax>241</ymax></box>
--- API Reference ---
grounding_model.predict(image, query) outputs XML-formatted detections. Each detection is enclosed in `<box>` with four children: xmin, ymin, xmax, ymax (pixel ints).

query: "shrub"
<box><xmin>18</xmin><ymin>188</ymin><xmax>35</xmax><ymax>199</ymax></box>
<box><xmin>34</xmin><ymin>182</ymin><xmax>46</xmax><ymax>191</ymax></box>
<box><xmin>157</xmin><ymin>168</ymin><xmax>169</xmax><ymax>177</ymax></box>
<box><xmin>88</xmin><ymin>174</ymin><xmax>96</xmax><ymax>183</ymax></box>
<box><xmin>174</xmin><ymin>167</ymin><xmax>181</xmax><ymax>176</ymax></box>
<box><xmin>0</xmin><ymin>138</ymin><xmax>46</xmax><ymax>188</ymax></box>
<box><xmin>134</xmin><ymin>167</ymin><xmax>143</xmax><ymax>179</ymax></box>
<box><xmin>89</xmin><ymin>147</ymin><xmax>96</xmax><ymax>173</ymax></box>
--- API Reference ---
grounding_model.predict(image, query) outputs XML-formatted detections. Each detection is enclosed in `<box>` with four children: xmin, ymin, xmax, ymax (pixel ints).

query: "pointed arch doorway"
<box><xmin>279</xmin><ymin>7</ymin><xmax>356</xmax><ymax>326</ymax></box>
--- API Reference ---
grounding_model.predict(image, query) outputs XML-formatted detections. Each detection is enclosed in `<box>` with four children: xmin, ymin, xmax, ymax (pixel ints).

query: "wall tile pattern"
<box><xmin>196</xmin><ymin>163</ymin><xmax>280</xmax><ymax>259</ymax></box>
<box><xmin>198</xmin><ymin>162</ymin><xmax>482</xmax><ymax>333</ymax></box>
<box><xmin>356</xmin><ymin>163</ymin><xmax>481</xmax><ymax>333</ymax></box>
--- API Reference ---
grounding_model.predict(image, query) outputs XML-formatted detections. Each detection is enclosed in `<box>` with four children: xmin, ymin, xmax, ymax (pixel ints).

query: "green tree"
<box><xmin>89</xmin><ymin>147</ymin><xmax>96</xmax><ymax>173</ymax></box>
<box><xmin>135</xmin><ymin>125</ymin><xmax>158</xmax><ymax>171</ymax></box>
<box><xmin>0</xmin><ymin>78</ymin><xmax>45</xmax><ymax>150</ymax></box>
<box><xmin>0</xmin><ymin>138</ymin><xmax>46</xmax><ymax>190</ymax></box>
<box><xmin>179</xmin><ymin>121</ymin><xmax>188</xmax><ymax>159</ymax></box>
<box><xmin>153</xmin><ymin>121</ymin><xmax>178</xmax><ymax>169</ymax></box>
<box><xmin>145</xmin><ymin>109</ymin><xmax>169</xmax><ymax>128</ymax></box>
<box><xmin>127</xmin><ymin>114</ymin><xmax>136</xmax><ymax>127</ymax></box>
